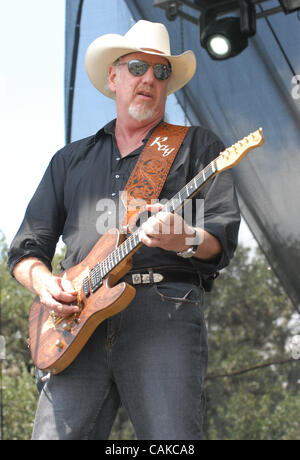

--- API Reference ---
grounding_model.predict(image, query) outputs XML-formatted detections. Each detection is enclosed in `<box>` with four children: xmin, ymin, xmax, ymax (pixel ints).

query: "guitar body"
<box><xmin>28</xmin><ymin>229</ymin><xmax>136</xmax><ymax>374</ymax></box>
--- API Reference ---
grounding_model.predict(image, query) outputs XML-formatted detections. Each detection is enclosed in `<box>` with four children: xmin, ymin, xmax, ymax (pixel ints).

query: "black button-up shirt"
<box><xmin>8</xmin><ymin>120</ymin><xmax>240</xmax><ymax>288</ymax></box>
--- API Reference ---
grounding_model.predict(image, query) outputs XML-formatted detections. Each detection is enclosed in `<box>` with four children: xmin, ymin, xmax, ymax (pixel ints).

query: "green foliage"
<box><xmin>203</xmin><ymin>246</ymin><xmax>300</xmax><ymax>440</ymax></box>
<box><xmin>2</xmin><ymin>364</ymin><xmax>38</xmax><ymax>440</ymax></box>
<box><xmin>0</xmin><ymin>231</ymin><xmax>299</xmax><ymax>440</ymax></box>
<box><xmin>0</xmin><ymin>231</ymin><xmax>65</xmax><ymax>440</ymax></box>
<box><xmin>110</xmin><ymin>405</ymin><xmax>137</xmax><ymax>440</ymax></box>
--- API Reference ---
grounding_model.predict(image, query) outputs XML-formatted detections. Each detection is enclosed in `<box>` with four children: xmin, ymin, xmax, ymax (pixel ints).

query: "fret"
<box><xmin>180</xmin><ymin>188</ymin><xmax>188</xmax><ymax>203</ymax></box>
<box><xmin>124</xmin><ymin>239</ymin><xmax>130</xmax><ymax>254</ymax></box>
<box><xmin>100</xmin><ymin>263</ymin><xmax>106</xmax><ymax>278</ymax></box>
<box><xmin>133</xmin><ymin>232</ymin><xmax>140</xmax><ymax>246</ymax></box>
<box><xmin>100</xmin><ymin>264</ymin><xmax>105</xmax><ymax>279</ymax></box>
<box><xmin>164</xmin><ymin>199</ymin><xmax>173</xmax><ymax>213</ymax></box>
<box><xmin>193</xmin><ymin>177</ymin><xmax>197</xmax><ymax>190</ymax></box>
<box><xmin>103</xmin><ymin>258</ymin><xmax>108</xmax><ymax>273</ymax></box>
<box><xmin>128</xmin><ymin>236</ymin><xmax>133</xmax><ymax>251</ymax></box>
<box><xmin>169</xmin><ymin>198</ymin><xmax>175</xmax><ymax>213</ymax></box>
<box><xmin>89</xmin><ymin>263</ymin><xmax>102</xmax><ymax>293</ymax></box>
<box><xmin>188</xmin><ymin>183</ymin><xmax>195</xmax><ymax>194</ymax></box>
<box><xmin>195</xmin><ymin>174</ymin><xmax>203</xmax><ymax>188</ymax></box>
<box><xmin>211</xmin><ymin>159</ymin><xmax>216</xmax><ymax>173</ymax></box>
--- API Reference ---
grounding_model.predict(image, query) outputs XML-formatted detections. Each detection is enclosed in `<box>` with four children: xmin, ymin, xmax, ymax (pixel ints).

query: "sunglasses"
<box><xmin>116</xmin><ymin>59</ymin><xmax>172</xmax><ymax>81</ymax></box>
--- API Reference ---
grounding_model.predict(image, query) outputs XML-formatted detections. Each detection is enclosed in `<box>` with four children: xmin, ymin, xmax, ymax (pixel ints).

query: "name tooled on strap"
<box><xmin>120</xmin><ymin>122</ymin><xmax>189</xmax><ymax>233</ymax></box>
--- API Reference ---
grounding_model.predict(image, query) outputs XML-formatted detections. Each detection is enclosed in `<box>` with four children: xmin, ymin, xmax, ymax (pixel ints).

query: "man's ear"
<box><xmin>108</xmin><ymin>65</ymin><xmax>117</xmax><ymax>94</ymax></box>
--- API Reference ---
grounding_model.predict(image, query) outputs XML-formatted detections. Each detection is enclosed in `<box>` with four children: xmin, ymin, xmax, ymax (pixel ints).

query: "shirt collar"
<box><xmin>92</xmin><ymin>118</ymin><xmax>165</xmax><ymax>146</ymax></box>
<box><xmin>92</xmin><ymin>119</ymin><xmax>116</xmax><ymax>144</ymax></box>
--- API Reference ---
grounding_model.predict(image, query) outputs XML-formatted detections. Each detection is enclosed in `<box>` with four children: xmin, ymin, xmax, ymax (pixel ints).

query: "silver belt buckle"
<box><xmin>131</xmin><ymin>273</ymin><xmax>164</xmax><ymax>285</ymax></box>
<box><xmin>132</xmin><ymin>274</ymin><xmax>142</xmax><ymax>285</ymax></box>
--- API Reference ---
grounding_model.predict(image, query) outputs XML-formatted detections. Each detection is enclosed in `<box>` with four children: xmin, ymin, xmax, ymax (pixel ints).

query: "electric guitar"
<box><xmin>28</xmin><ymin>128</ymin><xmax>264</xmax><ymax>374</ymax></box>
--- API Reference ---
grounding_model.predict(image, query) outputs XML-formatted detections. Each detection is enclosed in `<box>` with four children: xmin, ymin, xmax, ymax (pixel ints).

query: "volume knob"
<box><xmin>55</xmin><ymin>339</ymin><xmax>64</xmax><ymax>349</ymax></box>
<box><xmin>62</xmin><ymin>322</ymin><xmax>71</xmax><ymax>332</ymax></box>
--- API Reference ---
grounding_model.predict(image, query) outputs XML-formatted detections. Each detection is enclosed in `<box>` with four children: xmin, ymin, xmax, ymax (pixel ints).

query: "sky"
<box><xmin>0</xmin><ymin>0</ymin><xmax>65</xmax><ymax>244</ymax></box>
<box><xmin>0</xmin><ymin>0</ymin><xmax>256</xmax><ymax>249</ymax></box>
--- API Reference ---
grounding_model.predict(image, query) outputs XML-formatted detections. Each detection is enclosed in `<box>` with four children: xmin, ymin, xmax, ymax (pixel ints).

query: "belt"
<box><xmin>122</xmin><ymin>267</ymin><xmax>201</xmax><ymax>286</ymax></box>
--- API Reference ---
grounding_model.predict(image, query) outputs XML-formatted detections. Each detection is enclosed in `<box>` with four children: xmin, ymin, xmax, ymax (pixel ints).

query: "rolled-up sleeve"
<box><xmin>189</xmin><ymin>132</ymin><xmax>241</xmax><ymax>277</ymax></box>
<box><xmin>7</xmin><ymin>151</ymin><xmax>66</xmax><ymax>275</ymax></box>
<box><xmin>200</xmin><ymin>168</ymin><xmax>241</xmax><ymax>271</ymax></box>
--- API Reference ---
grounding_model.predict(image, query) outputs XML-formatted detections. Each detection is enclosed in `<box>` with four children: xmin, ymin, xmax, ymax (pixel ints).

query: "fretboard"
<box><xmin>85</xmin><ymin>159</ymin><xmax>217</xmax><ymax>295</ymax></box>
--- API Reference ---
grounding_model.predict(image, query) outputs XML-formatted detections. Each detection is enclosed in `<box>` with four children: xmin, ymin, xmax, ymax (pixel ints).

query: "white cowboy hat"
<box><xmin>85</xmin><ymin>20</ymin><xmax>196</xmax><ymax>99</ymax></box>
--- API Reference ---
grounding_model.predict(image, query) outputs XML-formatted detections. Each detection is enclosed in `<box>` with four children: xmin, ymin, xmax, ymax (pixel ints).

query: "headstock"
<box><xmin>215</xmin><ymin>128</ymin><xmax>264</xmax><ymax>173</ymax></box>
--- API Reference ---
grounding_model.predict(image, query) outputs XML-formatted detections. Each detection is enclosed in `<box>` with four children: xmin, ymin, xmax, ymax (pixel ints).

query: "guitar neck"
<box><xmin>162</xmin><ymin>159</ymin><xmax>217</xmax><ymax>214</ymax></box>
<box><xmin>88</xmin><ymin>158</ymin><xmax>218</xmax><ymax>286</ymax></box>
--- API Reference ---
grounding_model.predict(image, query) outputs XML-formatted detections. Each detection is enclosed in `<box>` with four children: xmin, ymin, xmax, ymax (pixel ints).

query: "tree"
<box><xmin>0</xmin><ymin>232</ymin><xmax>65</xmax><ymax>440</ymax></box>
<box><xmin>202</xmin><ymin>245</ymin><xmax>300</xmax><ymax>440</ymax></box>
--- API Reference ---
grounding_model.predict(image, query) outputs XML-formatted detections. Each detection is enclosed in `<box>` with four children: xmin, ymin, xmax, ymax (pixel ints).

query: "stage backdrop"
<box><xmin>64</xmin><ymin>0</ymin><xmax>300</xmax><ymax>312</ymax></box>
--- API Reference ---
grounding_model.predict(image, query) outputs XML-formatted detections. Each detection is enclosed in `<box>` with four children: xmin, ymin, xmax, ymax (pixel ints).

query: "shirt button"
<box><xmin>116</xmin><ymin>157</ymin><xmax>121</xmax><ymax>161</ymax></box>
<box><xmin>115</xmin><ymin>174</ymin><xmax>120</xmax><ymax>179</ymax></box>
<box><xmin>111</xmin><ymin>192</ymin><xmax>116</xmax><ymax>197</ymax></box>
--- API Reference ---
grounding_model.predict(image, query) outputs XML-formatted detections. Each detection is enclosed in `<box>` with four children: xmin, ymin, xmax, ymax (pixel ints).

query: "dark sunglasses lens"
<box><xmin>153</xmin><ymin>64</ymin><xmax>172</xmax><ymax>80</ymax></box>
<box><xmin>128</xmin><ymin>60</ymin><xmax>149</xmax><ymax>76</ymax></box>
<box><xmin>127</xmin><ymin>60</ymin><xmax>172</xmax><ymax>80</ymax></box>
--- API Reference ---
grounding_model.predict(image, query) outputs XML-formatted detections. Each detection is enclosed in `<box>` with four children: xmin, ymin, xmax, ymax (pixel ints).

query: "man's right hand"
<box><xmin>13</xmin><ymin>257</ymin><xmax>79</xmax><ymax>317</ymax></box>
<box><xmin>38</xmin><ymin>274</ymin><xmax>79</xmax><ymax>317</ymax></box>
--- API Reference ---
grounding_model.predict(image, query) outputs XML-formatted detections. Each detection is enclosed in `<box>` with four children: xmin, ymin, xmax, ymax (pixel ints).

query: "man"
<box><xmin>8</xmin><ymin>20</ymin><xmax>240</xmax><ymax>440</ymax></box>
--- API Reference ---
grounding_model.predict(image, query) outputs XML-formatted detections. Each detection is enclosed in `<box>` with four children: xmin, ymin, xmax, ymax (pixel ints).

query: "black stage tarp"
<box><xmin>65</xmin><ymin>0</ymin><xmax>300</xmax><ymax>311</ymax></box>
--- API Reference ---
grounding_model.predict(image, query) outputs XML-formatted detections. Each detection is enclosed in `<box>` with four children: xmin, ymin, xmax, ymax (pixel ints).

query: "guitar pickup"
<box><xmin>89</xmin><ymin>264</ymin><xmax>103</xmax><ymax>293</ymax></box>
<box><xmin>82</xmin><ymin>276</ymin><xmax>90</xmax><ymax>298</ymax></box>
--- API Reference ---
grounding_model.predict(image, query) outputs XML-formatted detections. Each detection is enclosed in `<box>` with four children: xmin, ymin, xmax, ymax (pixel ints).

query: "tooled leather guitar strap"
<box><xmin>121</xmin><ymin>122</ymin><xmax>189</xmax><ymax>232</ymax></box>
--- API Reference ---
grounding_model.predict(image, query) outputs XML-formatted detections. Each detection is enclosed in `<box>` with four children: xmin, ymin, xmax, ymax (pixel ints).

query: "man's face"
<box><xmin>108</xmin><ymin>52</ymin><xmax>169</xmax><ymax>124</ymax></box>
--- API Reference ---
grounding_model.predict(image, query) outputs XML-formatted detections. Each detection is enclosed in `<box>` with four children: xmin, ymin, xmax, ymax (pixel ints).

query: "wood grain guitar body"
<box><xmin>28</xmin><ymin>229</ymin><xmax>136</xmax><ymax>374</ymax></box>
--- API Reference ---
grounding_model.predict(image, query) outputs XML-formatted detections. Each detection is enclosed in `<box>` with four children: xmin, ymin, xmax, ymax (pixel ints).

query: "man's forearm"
<box><xmin>13</xmin><ymin>257</ymin><xmax>79</xmax><ymax>316</ymax></box>
<box><xmin>12</xmin><ymin>257</ymin><xmax>53</xmax><ymax>296</ymax></box>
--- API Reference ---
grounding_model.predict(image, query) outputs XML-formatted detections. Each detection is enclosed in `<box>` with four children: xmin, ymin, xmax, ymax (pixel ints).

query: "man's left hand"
<box><xmin>139</xmin><ymin>203</ymin><xmax>197</xmax><ymax>253</ymax></box>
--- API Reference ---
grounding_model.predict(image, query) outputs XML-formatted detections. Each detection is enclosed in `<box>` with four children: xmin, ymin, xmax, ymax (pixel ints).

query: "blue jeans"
<box><xmin>32</xmin><ymin>281</ymin><xmax>208</xmax><ymax>440</ymax></box>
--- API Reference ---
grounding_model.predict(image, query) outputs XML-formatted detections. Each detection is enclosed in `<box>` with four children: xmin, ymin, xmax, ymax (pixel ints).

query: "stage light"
<box><xmin>200</xmin><ymin>16</ymin><xmax>248</xmax><ymax>60</ymax></box>
<box><xmin>208</xmin><ymin>35</ymin><xmax>231</xmax><ymax>57</ymax></box>
<box><xmin>200</xmin><ymin>1</ymin><xmax>256</xmax><ymax>60</ymax></box>
<box><xmin>279</xmin><ymin>0</ymin><xmax>300</xmax><ymax>13</ymax></box>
